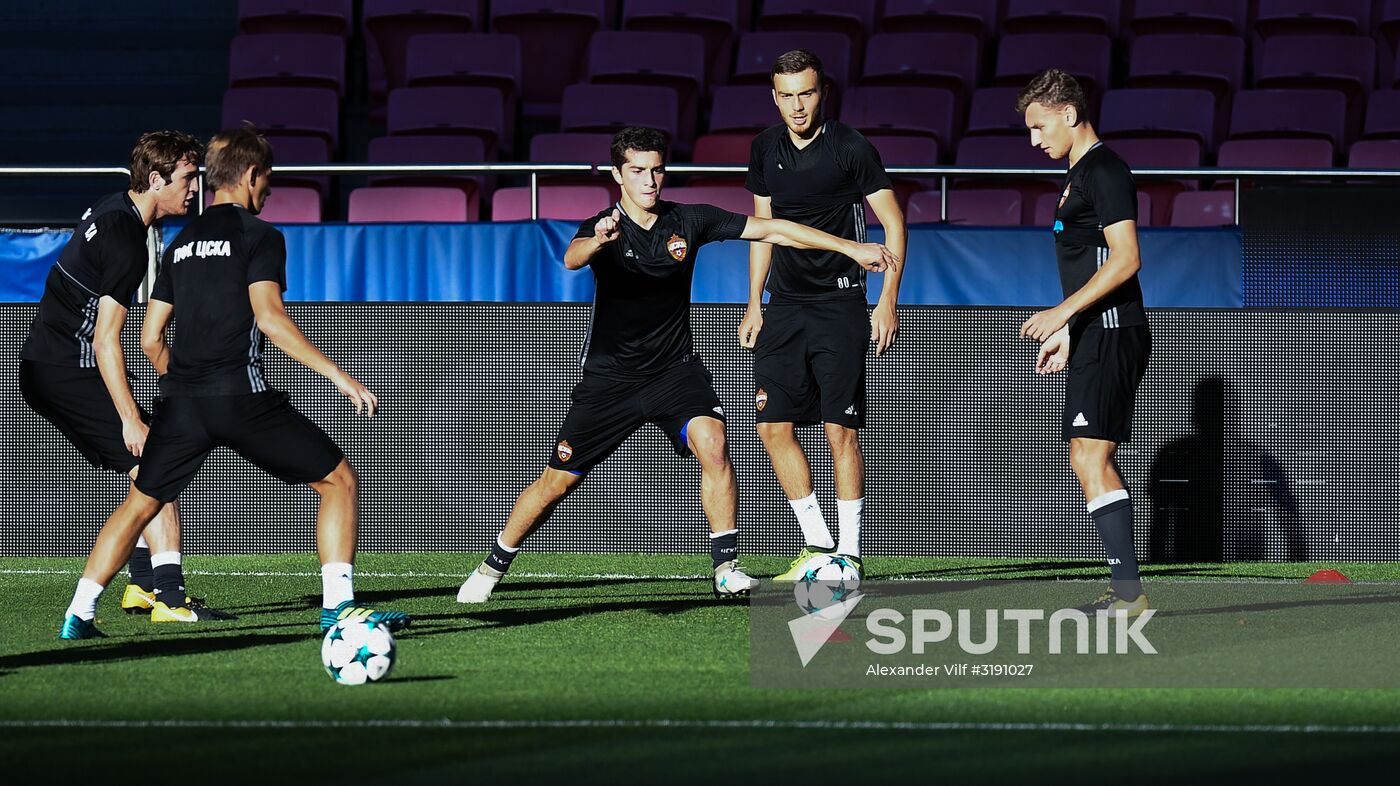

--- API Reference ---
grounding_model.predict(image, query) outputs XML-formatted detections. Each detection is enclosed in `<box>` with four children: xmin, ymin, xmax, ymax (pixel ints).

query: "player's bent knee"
<box><xmin>311</xmin><ymin>458</ymin><xmax>358</xmax><ymax>496</ymax></box>
<box><xmin>536</xmin><ymin>467</ymin><xmax>583</xmax><ymax>500</ymax></box>
<box><xmin>756</xmin><ymin>421</ymin><xmax>793</xmax><ymax>444</ymax></box>
<box><xmin>824</xmin><ymin>423</ymin><xmax>860</xmax><ymax>452</ymax></box>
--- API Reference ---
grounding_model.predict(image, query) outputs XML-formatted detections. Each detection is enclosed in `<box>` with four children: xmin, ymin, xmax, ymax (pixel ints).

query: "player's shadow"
<box><xmin>0</xmin><ymin>631</ymin><xmax>308</xmax><ymax>671</ymax></box>
<box><xmin>411</xmin><ymin>595</ymin><xmax>728</xmax><ymax>630</ymax></box>
<box><xmin>1149</xmin><ymin>376</ymin><xmax>1303</xmax><ymax>563</ymax></box>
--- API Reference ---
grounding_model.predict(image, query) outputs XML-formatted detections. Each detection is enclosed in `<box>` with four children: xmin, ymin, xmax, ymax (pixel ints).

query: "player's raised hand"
<box><xmin>594</xmin><ymin>208</ymin><xmax>622</xmax><ymax>244</ymax></box>
<box><xmin>738</xmin><ymin>305</ymin><xmax>764</xmax><ymax>349</ymax></box>
<box><xmin>850</xmin><ymin>242</ymin><xmax>898</xmax><ymax>273</ymax></box>
<box><xmin>1036</xmin><ymin>331</ymin><xmax>1070</xmax><ymax>375</ymax></box>
<box><xmin>333</xmin><ymin>372</ymin><xmax>379</xmax><ymax>418</ymax></box>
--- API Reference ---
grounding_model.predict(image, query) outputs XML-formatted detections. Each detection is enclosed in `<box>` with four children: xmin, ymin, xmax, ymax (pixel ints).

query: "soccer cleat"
<box><xmin>713</xmin><ymin>560</ymin><xmax>759</xmax><ymax>598</ymax></box>
<box><xmin>1075</xmin><ymin>586</ymin><xmax>1151</xmax><ymax>618</ymax></box>
<box><xmin>59</xmin><ymin>614</ymin><xmax>106</xmax><ymax>640</ymax></box>
<box><xmin>151</xmin><ymin>596</ymin><xmax>239</xmax><ymax>623</ymax></box>
<box><xmin>120</xmin><ymin>584</ymin><xmax>156</xmax><ymax>614</ymax></box>
<box><xmin>772</xmin><ymin>547</ymin><xmax>833</xmax><ymax>581</ymax></box>
<box><xmin>319</xmin><ymin>599</ymin><xmax>411</xmax><ymax>633</ymax></box>
<box><xmin>456</xmin><ymin>563</ymin><xmax>503</xmax><ymax>604</ymax></box>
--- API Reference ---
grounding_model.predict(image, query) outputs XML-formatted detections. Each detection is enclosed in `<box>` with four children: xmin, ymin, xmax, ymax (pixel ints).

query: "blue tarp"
<box><xmin>1</xmin><ymin>222</ymin><xmax>1242</xmax><ymax>307</ymax></box>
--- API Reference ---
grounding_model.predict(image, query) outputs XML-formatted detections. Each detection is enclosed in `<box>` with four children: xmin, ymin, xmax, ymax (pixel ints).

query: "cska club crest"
<box><xmin>667</xmin><ymin>233</ymin><xmax>688</xmax><ymax>261</ymax></box>
<box><xmin>1057</xmin><ymin>182</ymin><xmax>1072</xmax><ymax>209</ymax></box>
<box><xmin>755</xmin><ymin>388</ymin><xmax>769</xmax><ymax>412</ymax></box>
<box><xmin>557</xmin><ymin>440</ymin><xmax>574</xmax><ymax>462</ymax></box>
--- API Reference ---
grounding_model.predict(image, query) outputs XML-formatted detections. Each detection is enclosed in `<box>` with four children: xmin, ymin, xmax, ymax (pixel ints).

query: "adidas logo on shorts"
<box><xmin>1072</xmin><ymin>412</ymin><xmax>1089</xmax><ymax>427</ymax></box>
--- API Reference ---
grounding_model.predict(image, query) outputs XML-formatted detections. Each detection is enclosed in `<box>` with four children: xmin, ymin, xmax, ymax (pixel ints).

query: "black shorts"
<box><xmin>753</xmin><ymin>298</ymin><xmax>868</xmax><ymax>428</ymax></box>
<box><xmin>1063</xmin><ymin>324</ymin><xmax>1152</xmax><ymax>444</ymax></box>
<box><xmin>19</xmin><ymin>360</ymin><xmax>148</xmax><ymax>473</ymax></box>
<box><xmin>548</xmin><ymin>358</ymin><xmax>725</xmax><ymax>474</ymax></box>
<box><xmin>134</xmin><ymin>391</ymin><xmax>345</xmax><ymax>503</ymax></box>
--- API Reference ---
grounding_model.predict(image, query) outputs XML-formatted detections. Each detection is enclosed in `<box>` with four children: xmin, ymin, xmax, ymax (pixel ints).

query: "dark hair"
<box><xmin>1015</xmin><ymin>68</ymin><xmax>1089</xmax><ymax>122</ymax></box>
<box><xmin>610</xmin><ymin>126</ymin><xmax>668</xmax><ymax>169</ymax></box>
<box><xmin>205</xmin><ymin>124</ymin><xmax>275</xmax><ymax>191</ymax></box>
<box><xmin>128</xmin><ymin>131</ymin><xmax>204</xmax><ymax>193</ymax></box>
<box><xmin>771</xmin><ymin>49</ymin><xmax>825</xmax><ymax>88</ymax></box>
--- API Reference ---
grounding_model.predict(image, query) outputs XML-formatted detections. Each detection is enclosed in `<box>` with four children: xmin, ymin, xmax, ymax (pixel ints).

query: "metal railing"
<box><xmin>7</xmin><ymin>163</ymin><xmax>1400</xmax><ymax>225</ymax></box>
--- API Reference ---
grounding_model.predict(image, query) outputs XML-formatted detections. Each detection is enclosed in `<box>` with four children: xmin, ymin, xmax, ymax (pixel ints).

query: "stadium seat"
<box><xmin>265</xmin><ymin>134</ymin><xmax>332</xmax><ymax>195</ymax></box>
<box><xmin>222</xmin><ymin>86</ymin><xmax>340</xmax><ymax>149</ymax></box>
<box><xmin>964</xmin><ymin>87</ymin><xmax>1028</xmax><ymax>137</ymax></box>
<box><xmin>363</xmin><ymin>0</ymin><xmax>478</xmax><ymax>97</ymax></box>
<box><xmin>731</xmin><ymin>32</ymin><xmax>854</xmax><ymax>104</ymax></box>
<box><xmin>622</xmin><ymin>0</ymin><xmax>740</xmax><ymax>87</ymax></box>
<box><xmin>662</xmin><ymin>185</ymin><xmax>754</xmax><ymax>215</ymax></box>
<box><xmin>1126</xmin><ymin>34</ymin><xmax>1245</xmax><ymax>100</ymax></box>
<box><xmin>1228</xmin><ymin>89</ymin><xmax>1348</xmax><ymax>150</ymax></box>
<box><xmin>1002</xmin><ymin>0</ymin><xmax>1120</xmax><ymax>36</ymax></box>
<box><xmin>1256</xmin><ymin>36</ymin><xmax>1375</xmax><ymax>99</ymax></box>
<box><xmin>256</xmin><ymin>185</ymin><xmax>322</xmax><ymax>223</ymax></box>
<box><xmin>491</xmin><ymin>0</ymin><xmax>607</xmax><ymax>118</ymax></box>
<box><xmin>1108</xmin><ymin>137</ymin><xmax>1204</xmax><ymax>226</ymax></box>
<box><xmin>367</xmin><ymin>134</ymin><xmax>488</xmax><ymax>220</ymax></box>
<box><xmin>869</xmin><ymin>135</ymin><xmax>941</xmax><ymax>206</ymax></box>
<box><xmin>954</xmin><ymin>135</ymin><xmax>1051</xmax><ymax>168</ymax></box>
<box><xmin>860</xmin><ymin>33</ymin><xmax>980</xmax><ymax>101</ymax></box>
<box><xmin>841</xmin><ymin>86</ymin><xmax>957</xmax><ymax>148</ymax></box>
<box><xmin>1127</xmin><ymin>0</ymin><xmax>1245</xmax><ymax>36</ymax></box>
<box><xmin>1170</xmin><ymin>191</ymin><xmax>1235</xmax><ymax>226</ymax></box>
<box><xmin>1098</xmin><ymin>89</ymin><xmax>1216</xmax><ymax>152</ymax></box>
<box><xmin>1034</xmin><ymin>191</ymin><xmax>1152</xmax><ymax>227</ymax></box>
<box><xmin>1378</xmin><ymin>0</ymin><xmax>1400</xmax><ymax>57</ymax></box>
<box><xmin>758</xmin><ymin>0</ymin><xmax>875</xmax><ymax>56</ymax></box>
<box><xmin>386</xmin><ymin>86</ymin><xmax>508</xmax><ymax>158</ymax></box>
<box><xmin>879</xmin><ymin>0</ymin><xmax>997</xmax><ymax>39</ymax></box>
<box><xmin>906</xmin><ymin>189</ymin><xmax>1023</xmax><ymax>226</ymax></box>
<box><xmin>237</xmin><ymin>0</ymin><xmax>353</xmax><ymax>36</ymax></box>
<box><xmin>1253</xmin><ymin>0</ymin><xmax>1368</xmax><ymax>40</ymax></box>
<box><xmin>690</xmin><ymin>134</ymin><xmax>756</xmax><ymax>187</ymax></box>
<box><xmin>1216</xmin><ymin>138</ymin><xmax>1335</xmax><ymax>169</ymax></box>
<box><xmin>348</xmin><ymin>186</ymin><xmax>470</xmax><ymax>223</ymax></box>
<box><xmin>491</xmin><ymin>185</ymin><xmax>613</xmax><ymax>221</ymax></box>
<box><xmin>707</xmin><ymin>85</ymin><xmax>778</xmax><ymax>134</ymax></box>
<box><xmin>587</xmin><ymin>31</ymin><xmax>706</xmax><ymax>149</ymax></box>
<box><xmin>228</xmin><ymin>34</ymin><xmax>346</xmax><ymax>94</ymax></box>
<box><xmin>1347</xmin><ymin>139</ymin><xmax>1400</xmax><ymax>168</ymax></box>
<box><xmin>992</xmin><ymin>33</ymin><xmax>1112</xmax><ymax>107</ymax></box>
<box><xmin>560</xmin><ymin>84</ymin><xmax>682</xmax><ymax>153</ymax></box>
<box><xmin>1364</xmin><ymin>90</ymin><xmax>1400</xmax><ymax>138</ymax></box>
<box><xmin>403</xmin><ymin>34</ymin><xmax>522</xmax><ymax>123</ymax></box>
<box><xmin>529</xmin><ymin>132</ymin><xmax>614</xmax><ymax>165</ymax></box>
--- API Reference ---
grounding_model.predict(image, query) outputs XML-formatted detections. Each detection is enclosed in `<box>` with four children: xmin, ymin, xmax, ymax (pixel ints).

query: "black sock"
<box><xmin>711</xmin><ymin>530</ymin><xmax>738</xmax><ymax>568</ymax></box>
<box><xmin>128</xmin><ymin>547</ymin><xmax>154</xmax><ymax>592</ymax></box>
<box><xmin>153</xmin><ymin>563</ymin><xmax>187</xmax><ymax>608</ymax></box>
<box><xmin>484</xmin><ymin>539</ymin><xmax>519</xmax><ymax>574</ymax></box>
<box><xmin>809</xmin><ymin>545</ymin><xmax>836</xmax><ymax>554</ymax></box>
<box><xmin>1091</xmin><ymin>493</ymin><xmax>1142</xmax><ymax>600</ymax></box>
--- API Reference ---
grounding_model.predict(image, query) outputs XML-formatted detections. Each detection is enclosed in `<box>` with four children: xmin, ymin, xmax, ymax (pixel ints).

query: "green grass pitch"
<box><xmin>2</xmin><ymin>553</ymin><xmax>1399</xmax><ymax>782</ymax></box>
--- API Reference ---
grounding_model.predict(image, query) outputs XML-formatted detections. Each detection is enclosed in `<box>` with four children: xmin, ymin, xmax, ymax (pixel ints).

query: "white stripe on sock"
<box><xmin>1087</xmin><ymin>488</ymin><xmax>1131</xmax><ymax>513</ymax></box>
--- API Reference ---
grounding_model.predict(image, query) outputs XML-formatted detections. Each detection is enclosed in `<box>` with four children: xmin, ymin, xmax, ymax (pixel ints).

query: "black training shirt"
<box><xmin>151</xmin><ymin>203</ymin><xmax>287</xmax><ymax>396</ymax></box>
<box><xmin>746</xmin><ymin>121</ymin><xmax>891</xmax><ymax>302</ymax></box>
<box><xmin>1052</xmin><ymin>143</ymin><xmax>1147</xmax><ymax>331</ymax></box>
<box><xmin>21</xmin><ymin>192</ymin><xmax>148</xmax><ymax>368</ymax></box>
<box><xmin>573</xmin><ymin>200</ymin><xmax>747</xmax><ymax>379</ymax></box>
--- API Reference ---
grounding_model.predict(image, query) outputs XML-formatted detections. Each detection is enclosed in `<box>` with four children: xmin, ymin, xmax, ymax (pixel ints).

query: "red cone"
<box><xmin>1303</xmin><ymin>569</ymin><xmax>1351</xmax><ymax>584</ymax></box>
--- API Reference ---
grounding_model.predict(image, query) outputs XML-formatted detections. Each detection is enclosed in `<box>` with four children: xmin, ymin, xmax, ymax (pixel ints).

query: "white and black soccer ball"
<box><xmin>792</xmin><ymin>555</ymin><xmax>862</xmax><ymax>615</ymax></box>
<box><xmin>321</xmin><ymin>619</ymin><xmax>397</xmax><ymax>685</ymax></box>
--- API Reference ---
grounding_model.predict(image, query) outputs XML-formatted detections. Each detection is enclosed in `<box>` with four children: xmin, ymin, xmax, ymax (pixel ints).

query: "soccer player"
<box><xmin>739</xmin><ymin>50</ymin><xmax>907</xmax><ymax>581</ymax></box>
<box><xmin>456</xmin><ymin>126</ymin><xmax>898</xmax><ymax>604</ymax></box>
<box><xmin>21</xmin><ymin>130</ymin><xmax>231</xmax><ymax>622</ymax></box>
<box><xmin>58</xmin><ymin>125</ymin><xmax>408</xmax><ymax>638</ymax></box>
<box><xmin>1017</xmin><ymin>69</ymin><xmax>1152</xmax><ymax>617</ymax></box>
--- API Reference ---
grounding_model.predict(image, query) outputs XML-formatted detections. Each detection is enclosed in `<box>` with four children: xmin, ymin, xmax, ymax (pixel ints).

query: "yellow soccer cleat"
<box><xmin>120</xmin><ymin>584</ymin><xmax>156</xmax><ymax>614</ymax></box>
<box><xmin>772</xmin><ymin>547</ymin><xmax>833</xmax><ymax>581</ymax></box>
<box><xmin>1074</xmin><ymin>587</ymin><xmax>1151</xmax><ymax>618</ymax></box>
<box><xmin>150</xmin><ymin>596</ymin><xmax>238</xmax><ymax>623</ymax></box>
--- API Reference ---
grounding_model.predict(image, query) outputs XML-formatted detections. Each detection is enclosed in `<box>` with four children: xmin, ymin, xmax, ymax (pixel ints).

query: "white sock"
<box><xmin>66</xmin><ymin>578</ymin><xmax>105</xmax><ymax>621</ymax></box>
<box><xmin>836</xmin><ymin>497</ymin><xmax>864</xmax><ymax>557</ymax></box>
<box><xmin>136</xmin><ymin>534</ymin><xmax>149</xmax><ymax>549</ymax></box>
<box><xmin>150</xmin><ymin>551</ymin><xmax>181</xmax><ymax>568</ymax></box>
<box><xmin>321</xmin><ymin>562</ymin><xmax>354</xmax><ymax>610</ymax></box>
<box><xmin>789</xmin><ymin>493</ymin><xmax>834</xmax><ymax>550</ymax></box>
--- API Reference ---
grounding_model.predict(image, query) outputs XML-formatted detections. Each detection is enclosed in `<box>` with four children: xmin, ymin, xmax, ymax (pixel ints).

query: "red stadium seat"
<box><xmin>363</xmin><ymin>0</ymin><xmax>478</xmax><ymax>96</ymax></box>
<box><xmin>1170</xmin><ymin>191</ymin><xmax>1235</xmax><ymax>226</ymax></box>
<box><xmin>707</xmin><ymin>86</ymin><xmax>778</xmax><ymax>134</ymax></box>
<box><xmin>907</xmin><ymin>189</ymin><xmax>1023</xmax><ymax>226</ymax></box>
<box><xmin>1109</xmin><ymin>137</ymin><xmax>1204</xmax><ymax>226</ymax></box>
<box><xmin>1228</xmin><ymin>89</ymin><xmax>1347</xmax><ymax>150</ymax></box>
<box><xmin>663</xmin><ymin>186</ymin><xmax>754</xmax><ymax>215</ymax></box>
<box><xmin>491</xmin><ymin>185</ymin><xmax>614</xmax><ymax>221</ymax></box>
<box><xmin>731</xmin><ymin>32</ymin><xmax>854</xmax><ymax>106</ymax></box>
<box><xmin>993</xmin><ymin>33</ymin><xmax>1112</xmax><ymax>108</ymax></box>
<box><xmin>256</xmin><ymin>186</ymin><xmax>322</xmax><ymax>223</ymax></box>
<box><xmin>491</xmin><ymin>0</ymin><xmax>607</xmax><ymax>118</ymax></box>
<box><xmin>869</xmin><ymin>135</ymin><xmax>941</xmax><ymax>206</ymax></box>
<box><xmin>348</xmin><ymin>186</ymin><xmax>470</xmax><ymax>223</ymax></box>
<box><xmin>587</xmin><ymin>31</ymin><xmax>706</xmax><ymax>149</ymax></box>
<box><xmin>404</xmin><ymin>33</ymin><xmax>522</xmax><ymax>121</ymax></box>
<box><xmin>561</xmin><ymin>84</ymin><xmax>682</xmax><ymax>153</ymax></box>
<box><xmin>758</xmin><ymin>0</ymin><xmax>875</xmax><ymax>57</ymax></box>
<box><xmin>1098</xmin><ymin>89</ymin><xmax>1216</xmax><ymax>152</ymax></box>
<box><xmin>879</xmin><ymin>0</ymin><xmax>997</xmax><ymax>39</ymax></box>
<box><xmin>1002</xmin><ymin>0</ymin><xmax>1120</xmax><ymax>36</ymax></box>
<box><xmin>1253</xmin><ymin>0</ymin><xmax>1368</xmax><ymax>40</ymax></box>
<box><xmin>964</xmin><ymin>87</ymin><xmax>1028</xmax><ymax>136</ymax></box>
<box><xmin>386</xmin><ymin>86</ymin><xmax>508</xmax><ymax>158</ymax></box>
<box><xmin>222</xmin><ymin>87</ymin><xmax>340</xmax><ymax>149</ymax></box>
<box><xmin>1364</xmin><ymin>90</ymin><xmax>1400</xmax><ymax>138</ymax></box>
<box><xmin>238</xmin><ymin>0</ymin><xmax>353</xmax><ymax>36</ymax></box>
<box><xmin>528</xmin><ymin>133</ymin><xmax>619</xmax><ymax>192</ymax></box>
<box><xmin>265</xmin><ymin>134</ymin><xmax>332</xmax><ymax>195</ymax></box>
<box><xmin>1216</xmin><ymin>138</ymin><xmax>1335</xmax><ymax>169</ymax></box>
<box><xmin>1127</xmin><ymin>0</ymin><xmax>1245</xmax><ymax>36</ymax></box>
<box><xmin>841</xmin><ymin>86</ymin><xmax>957</xmax><ymax>148</ymax></box>
<box><xmin>622</xmin><ymin>0</ymin><xmax>740</xmax><ymax>87</ymax></box>
<box><xmin>1347</xmin><ymin>139</ymin><xmax>1400</xmax><ymax>168</ymax></box>
<box><xmin>860</xmin><ymin>33</ymin><xmax>980</xmax><ymax>101</ymax></box>
<box><xmin>228</xmin><ymin>34</ymin><xmax>346</xmax><ymax>94</ymax></box>
<box><xmin>367</xmin><ymin>134</ymin><xmax>488</xmax><ymax>221</ymax></box>
<box><xmin>1256</xmin><ymin>35</ymin><xmax>1375</xmax><ymax>99</ymax></box>
<box><xmin>1127</xmin><ymin>34</ymin><xmax>1244</xmax><ymax>100</ymax></box>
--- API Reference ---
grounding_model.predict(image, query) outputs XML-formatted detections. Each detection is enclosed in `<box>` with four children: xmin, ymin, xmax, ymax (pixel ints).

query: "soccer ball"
<box><xmin>792</xmin><ymin>555</ymin><xmax>862</xmax><ymax>615</ymax></box>
<box><xmin>321</xmin><ymin>619</ymin><xmax>396</xmax><ymax>685</ymax></box>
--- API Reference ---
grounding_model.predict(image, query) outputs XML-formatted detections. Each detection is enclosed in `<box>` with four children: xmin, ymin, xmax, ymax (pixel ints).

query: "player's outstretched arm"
<box><xmin>92</xmin><ymin>296</ymin><xmax>147</xmax><ymax>456</ymax></box>
<box><xmin>739</xmin><ymin>195</ymin><xmax>774</xmax><ymax>349</ymax></box>
<box><xmin>248</xmin><ymin>281</ymin><xmax>378</xmax><ymax>417</ymax></box>
<box><xmin>141</xmin><ymin>298</ymin><xmax>174</xmax><ymax>376</ymax></box>
<box><xmin>739</xmin><ymin>216</ymin><xmax>899</xmax><ymax>274</ymax></box>
<box><xmin>1021</xmin><ymin>220</ymin><xmax>1141</xmax><ymax>342</ymax></box>
<box><xmin>564</xmin><ymin>208</ymin><xmax>621</xmax><ymax>270</ymax></box>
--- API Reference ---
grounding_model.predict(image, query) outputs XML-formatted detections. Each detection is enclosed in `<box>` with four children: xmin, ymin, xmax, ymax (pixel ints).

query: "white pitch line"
<box><xmin>1</xmin><ymin>718</ymin><xmax>1398</xmax><ymax>735</ymax></box>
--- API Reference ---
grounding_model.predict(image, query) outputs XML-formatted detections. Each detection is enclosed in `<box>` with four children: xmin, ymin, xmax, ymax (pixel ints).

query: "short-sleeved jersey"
<box><xmin>21</xmin><ymin>192</ymin><xmax>149</xmax><ymax>368</ymax></box>
<box><xmin>151</xmin><ymin>204</ymin><xmax>287</xmax><ymax>397</ymax></box>
<box><xmin>573</xmin><ymin>200</ymin><xmax>746</xmax><ymax>379</ymax></box>
<box><xmin>1052</xmin><ymin>143</ymin><xmax>1147</xmax><ymax>331</ymax></box>
<box><xmin>746</xmin><ymin>121</ymin><xmax>891</xmax><ymax>302</ymax></box>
